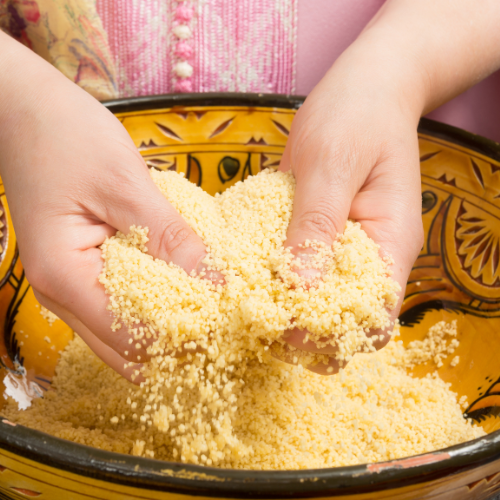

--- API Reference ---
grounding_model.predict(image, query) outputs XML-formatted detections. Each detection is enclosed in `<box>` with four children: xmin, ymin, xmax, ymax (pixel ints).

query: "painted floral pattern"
<box><xmin>456</xmin><ymin>201</ymin><xmax>500</xmax><ymax>287</ymax></box>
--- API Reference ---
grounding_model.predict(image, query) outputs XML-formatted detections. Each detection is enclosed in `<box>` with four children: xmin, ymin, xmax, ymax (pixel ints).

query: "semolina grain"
<box><xmin>3</xmin><ymin>330</ymin><xmax>482</xmax><ymax>469</ymax></box>
<box><xmin>2</xmin><ymin>170</ymin><xmax>483</xmax><ymax>469</ymax></box>
<box><xmin>40</xmin><ymin>306</ymin><xmax>59</xmax><ymax>326</ymax></box>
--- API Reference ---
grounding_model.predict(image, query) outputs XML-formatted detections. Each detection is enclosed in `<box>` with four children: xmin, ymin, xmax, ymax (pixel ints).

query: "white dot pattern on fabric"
<box><xmin>172</xmin><ymin>24</ymin><xmax>192</xmax><ymax>39</ymax></box>
<box><xmin>171</xmin><ymin>1</ymin><xmax>197</xmax><ymax>92</ymax></box>
<box><xmin>174</xmin><ymin>61</ymin><xmax>194</xmax><ymax>78</ymax></box>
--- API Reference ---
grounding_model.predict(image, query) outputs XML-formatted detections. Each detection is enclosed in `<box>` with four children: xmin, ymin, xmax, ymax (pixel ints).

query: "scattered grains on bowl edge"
<box><xmin>40</xmin><ymin>306</ymin><xmax>59</xmax><ymax>326</ymax></box>
<box><xmin>403</xmin><ymin>320</ymin><xmax>459</xmax><ymax>369</ymax></box>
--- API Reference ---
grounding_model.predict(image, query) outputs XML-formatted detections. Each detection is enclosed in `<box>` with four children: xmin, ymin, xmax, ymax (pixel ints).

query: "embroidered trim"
<box><xmin>172</xmin><ymin>1</ymin><xmax>196</xmax><ymax>93</ymax></box>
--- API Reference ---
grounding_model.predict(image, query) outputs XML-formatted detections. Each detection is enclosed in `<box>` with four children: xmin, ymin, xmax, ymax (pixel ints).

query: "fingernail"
<box><xmin>292</xmin><ymin>251</ymin><xmax>322</xmax><ymax>280</ymax></box>
<box><xmin>195</xmin><ymin>254</ymin><xmax>226</xmax><ymax>286</ymax></box>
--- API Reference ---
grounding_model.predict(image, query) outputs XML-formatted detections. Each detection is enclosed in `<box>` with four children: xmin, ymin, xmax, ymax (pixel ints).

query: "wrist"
<box><xmin>327</xmin><ymin>32</ymin><xmax>429</xmax><ymax>125</ymax></box>
<box><xmin>0</xmin><ymin>33</ymin><xmax>66</xmax><ymax>156</ymax></box>
<box><xmin>354</xmin><ymin>0</ymin><xmax>500</xmax><ymax>115</ymax></box>
<box><xmin>0</xmin><ymin>32</ymin><xmax>83</xmax><ymax>183</ymax></box>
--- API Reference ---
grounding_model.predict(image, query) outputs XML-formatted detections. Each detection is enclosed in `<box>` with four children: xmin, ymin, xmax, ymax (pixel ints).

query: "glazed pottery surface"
<box><xmin>0</xmin><ymin>94</ymin><xmax>499</xmax><ymax>499</ymax></box>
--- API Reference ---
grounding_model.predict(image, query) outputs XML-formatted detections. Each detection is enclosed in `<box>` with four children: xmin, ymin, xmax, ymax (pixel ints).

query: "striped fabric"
<box><xmin>96</xmin><ymin>0</ymin><xmax>173</xmax><ymax>97</ymax></box>
<box><xmin>193</xmin><ymin>0</ymin><xmax>297</xmax><ymax>94</ymax></box>
<box><xmin>96</xmin><ymin>0</ymin><xmax>297</xmax><ymax>97</ymax></box>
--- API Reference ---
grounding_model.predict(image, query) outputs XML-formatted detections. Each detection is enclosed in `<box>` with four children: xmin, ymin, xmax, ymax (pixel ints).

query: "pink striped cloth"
<box><xmin>88</xmin><ymin>0</ymin><xmax>500</xmax><ymax>142</ymax></box>
<box><xmin>95</xmin><ymin>0</ymin><xmax>172</xmax><ymax>97</ymax></box>
<box><xmin>96</xmin><ymin>0</ymin><xmax>297</xmax><ymax>97</ymax></box>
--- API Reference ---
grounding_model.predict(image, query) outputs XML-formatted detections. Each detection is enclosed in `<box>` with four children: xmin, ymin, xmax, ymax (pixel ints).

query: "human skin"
<box><xmin>0</xmin><ymin>0</ymin><xmax>500</xmax><ymax>380</ymax></box>
<box><xmin>278</xmin><ymin>0</ymin><xmax>500</xmax><ymax>373</ymax></box>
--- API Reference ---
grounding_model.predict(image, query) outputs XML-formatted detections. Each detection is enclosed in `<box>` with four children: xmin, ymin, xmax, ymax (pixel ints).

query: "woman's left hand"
<box><xmin>279</xmin><ymin>0</ymin><xmax>500</xmax><ymax>374</ymax></box>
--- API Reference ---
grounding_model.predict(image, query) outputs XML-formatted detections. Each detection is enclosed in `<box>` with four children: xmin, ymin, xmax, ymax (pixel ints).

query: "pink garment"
<box><xmin>96</xmin><ymin>0</ymin><xmax>500</xmax><ymax>143</ymax></box>
<box><xmin>96</xmin><ymin>0</ymin><xmax>297</xmax><ymax>96</ymax></box>
<box><xmin>426</xmin><ymin>72</ymin><xmax>500</xmax><ymax>143</ymax></box>
<box><xmin>296</xmin><ymin>0</ymin><xmax>500</xmax><ymax>143</ymax></box>
<box><xmin>96</xmin><ymin>0</ymin><xmax>172</xmax><ymax>97</ymax></box>
<box><xmin>194</xmin><ymin>1</ymin><xmax>296</xmax><ymax>94</ymax></box>
<box><xmin>296</xmin><ymin>0</ymin><xmax>385</xmax><ymax>95</ymax></box>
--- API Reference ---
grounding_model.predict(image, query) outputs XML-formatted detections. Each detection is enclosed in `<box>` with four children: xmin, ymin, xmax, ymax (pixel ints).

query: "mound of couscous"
<box><xmin>3</xmin><ymin>170</ymin><xmax>484</xmax><ymax>469</ymax></box>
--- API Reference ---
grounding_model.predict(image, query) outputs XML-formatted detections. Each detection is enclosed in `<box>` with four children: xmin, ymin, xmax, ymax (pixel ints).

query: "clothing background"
<box><xmin>1</xmin><ymin>0</ymin><xmax>499</xmax><ymax>142</ymax></box>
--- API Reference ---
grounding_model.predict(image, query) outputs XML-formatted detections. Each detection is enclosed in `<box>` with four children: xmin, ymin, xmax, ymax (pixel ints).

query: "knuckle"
<box><xmin>302</xmin><ymin>212</ymin><xmax>333</xmax><ymax>234</ymax></box>
<box><xmin>156</xmin><ymin>218</ymin><xmax>193</xmax><ymax>257</ymax></box>
<box><xmin>296</xmin><ymin>204</ymin><xmax>342</xmax><ymax>240</ymax></box>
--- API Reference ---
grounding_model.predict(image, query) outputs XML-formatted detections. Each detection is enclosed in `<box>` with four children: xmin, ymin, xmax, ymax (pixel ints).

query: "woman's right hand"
<box><xmin>0</xmin><ymin>31</ymin><xmax>215</xmax><ymax>381</ymax></box>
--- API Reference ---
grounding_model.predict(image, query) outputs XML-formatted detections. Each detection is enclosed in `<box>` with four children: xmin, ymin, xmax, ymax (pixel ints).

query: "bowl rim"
<box><xmin>1</xmin><ymin>92</ymin><xmax>500</xmax><ymax>497</ymax></box>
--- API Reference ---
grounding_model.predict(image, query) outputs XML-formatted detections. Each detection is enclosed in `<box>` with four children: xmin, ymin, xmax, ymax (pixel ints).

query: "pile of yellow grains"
<box><xmin>3</xmin><ymin>169</ymin><xmax>484</xmax><ymax>469</ymax></box>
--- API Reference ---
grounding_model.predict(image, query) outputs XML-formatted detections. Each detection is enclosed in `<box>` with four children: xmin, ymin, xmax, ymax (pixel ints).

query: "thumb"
<box><xmin>279</xmin><ymin>138</ymin><xmax>359</xmax><ymax>272</ymax></box>
<box><xmin>95</xmin><ymin>161</ymin><xmax>211</xmax><ymax>277</ymax></box>
<box><xmin>276</xmin><ymin>131</ymin><xmax>360</xmax><ymax>366</ymax></box>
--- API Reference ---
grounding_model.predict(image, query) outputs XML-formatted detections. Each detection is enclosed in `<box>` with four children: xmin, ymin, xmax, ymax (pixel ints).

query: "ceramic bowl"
<box><xmin>0</xmin><ymin>94</ymin><xmax>500</xmax><ymax>500</ymax></box>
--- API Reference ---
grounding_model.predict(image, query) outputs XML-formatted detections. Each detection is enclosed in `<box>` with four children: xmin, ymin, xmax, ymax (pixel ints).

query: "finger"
<box><xmin>284</xmin><ymin>167</ymin><xmax>351</xmax><ymax>251</ymax></box>
<box><xmin>279</xmin><ymin>137</ymin><xmax>351</xmax><ymax>350</ymax></box>
<box><xmin>279</xmin><ymin>113</ymin><xmax>362</xmax><ymax>252</ymax></box>
<box><xmin>34</xmin><ymin>240</ymin><xmax>215</xmax><ymax>365</ymax></box>
<box><xmin>33</xmin><ymin>290</ymin><xmax>144</xmax><ymax>384</ymax></box>
<box><xmin>271</xmin><ymin>342</ymin><xmax>341</xmax><ymax>375</ymax></box>
<box><xmin>350</xmin><ymin>150</ymin><xmax>423</xmax><ymax>321</ymax></box>
<box><xmin>90</xmin><ymin>158</ymin><xmax>223</xmax><ymax>282</ymax></box>
<box><xmin>278</xmin><ymin>124</ymin><xmax>364</xmax><ymax>352</ymax></box>
<box><xmin>282</xmin><ymin>328</ymin><xmax>339</xmax><ymax>355</ymax></box>
<box><xmin>35</xmin><ymin>246</ymin><xmax>153</xmax><ymax>363</ymax></box>
<box><xmin>21</xmin><ymin>219</ymin><xmax>155</xmax><ymax>363</ymax></box>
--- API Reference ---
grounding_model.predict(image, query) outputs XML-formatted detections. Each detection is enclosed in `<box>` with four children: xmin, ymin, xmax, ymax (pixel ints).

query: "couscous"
<box><xmin>3</xmin><ymin>170</ymin><xmax>483</xmax><ymax>469</ymax></box>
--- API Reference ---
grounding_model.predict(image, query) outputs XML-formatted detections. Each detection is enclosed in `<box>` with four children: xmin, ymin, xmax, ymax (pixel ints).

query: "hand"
<box><xmin>278</xmin><ymin>0</ymin><xmax>500</xmax><ymax>374</ymax></box>
<box><xmin>277</xmin><ymin>29</ymin><xmax>425</xmax><ymax>375</ymax></box>
<box><xmin>0</xmin><ymin>31</ymin><xmax>218</xmax><ymax>381</ymax></box>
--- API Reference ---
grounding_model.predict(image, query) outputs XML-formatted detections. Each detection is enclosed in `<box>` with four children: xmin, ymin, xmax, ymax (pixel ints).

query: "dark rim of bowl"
<box><xmin>1</xmin><ymin>93</ymin><xmax>500</xmax><ymax>498</ymax></box>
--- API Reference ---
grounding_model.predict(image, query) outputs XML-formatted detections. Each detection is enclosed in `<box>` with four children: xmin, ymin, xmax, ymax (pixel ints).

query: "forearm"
<box><xmin>0</xmin><ymin>30</ymin><xmax>108</xmax><ymax>193</ymax></box>
<box><xmin>0</xmin><ymin>31</ymin><xmax>85</xmax><ymax>167</ymax></box>
<box><xmin>359</xmin><ymin>0</ymin><xmax>500</xmax><ymax>114</ymax></box>
<box><xmin>0</xmin><ymin>32</ymin><xmax>52</xmax><ymax>135</ymax></box>
<box><xmin>310</xmin><ymin>0</ymin><xmax>500</xmax><ymax>131</ymax></box>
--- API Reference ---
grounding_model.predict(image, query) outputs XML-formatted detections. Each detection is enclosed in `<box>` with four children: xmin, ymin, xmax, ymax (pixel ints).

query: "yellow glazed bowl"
<box><xmin>0</xmin><ymin>94</ymin><xmax>500</xmax><ymax>500</ymax></box>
